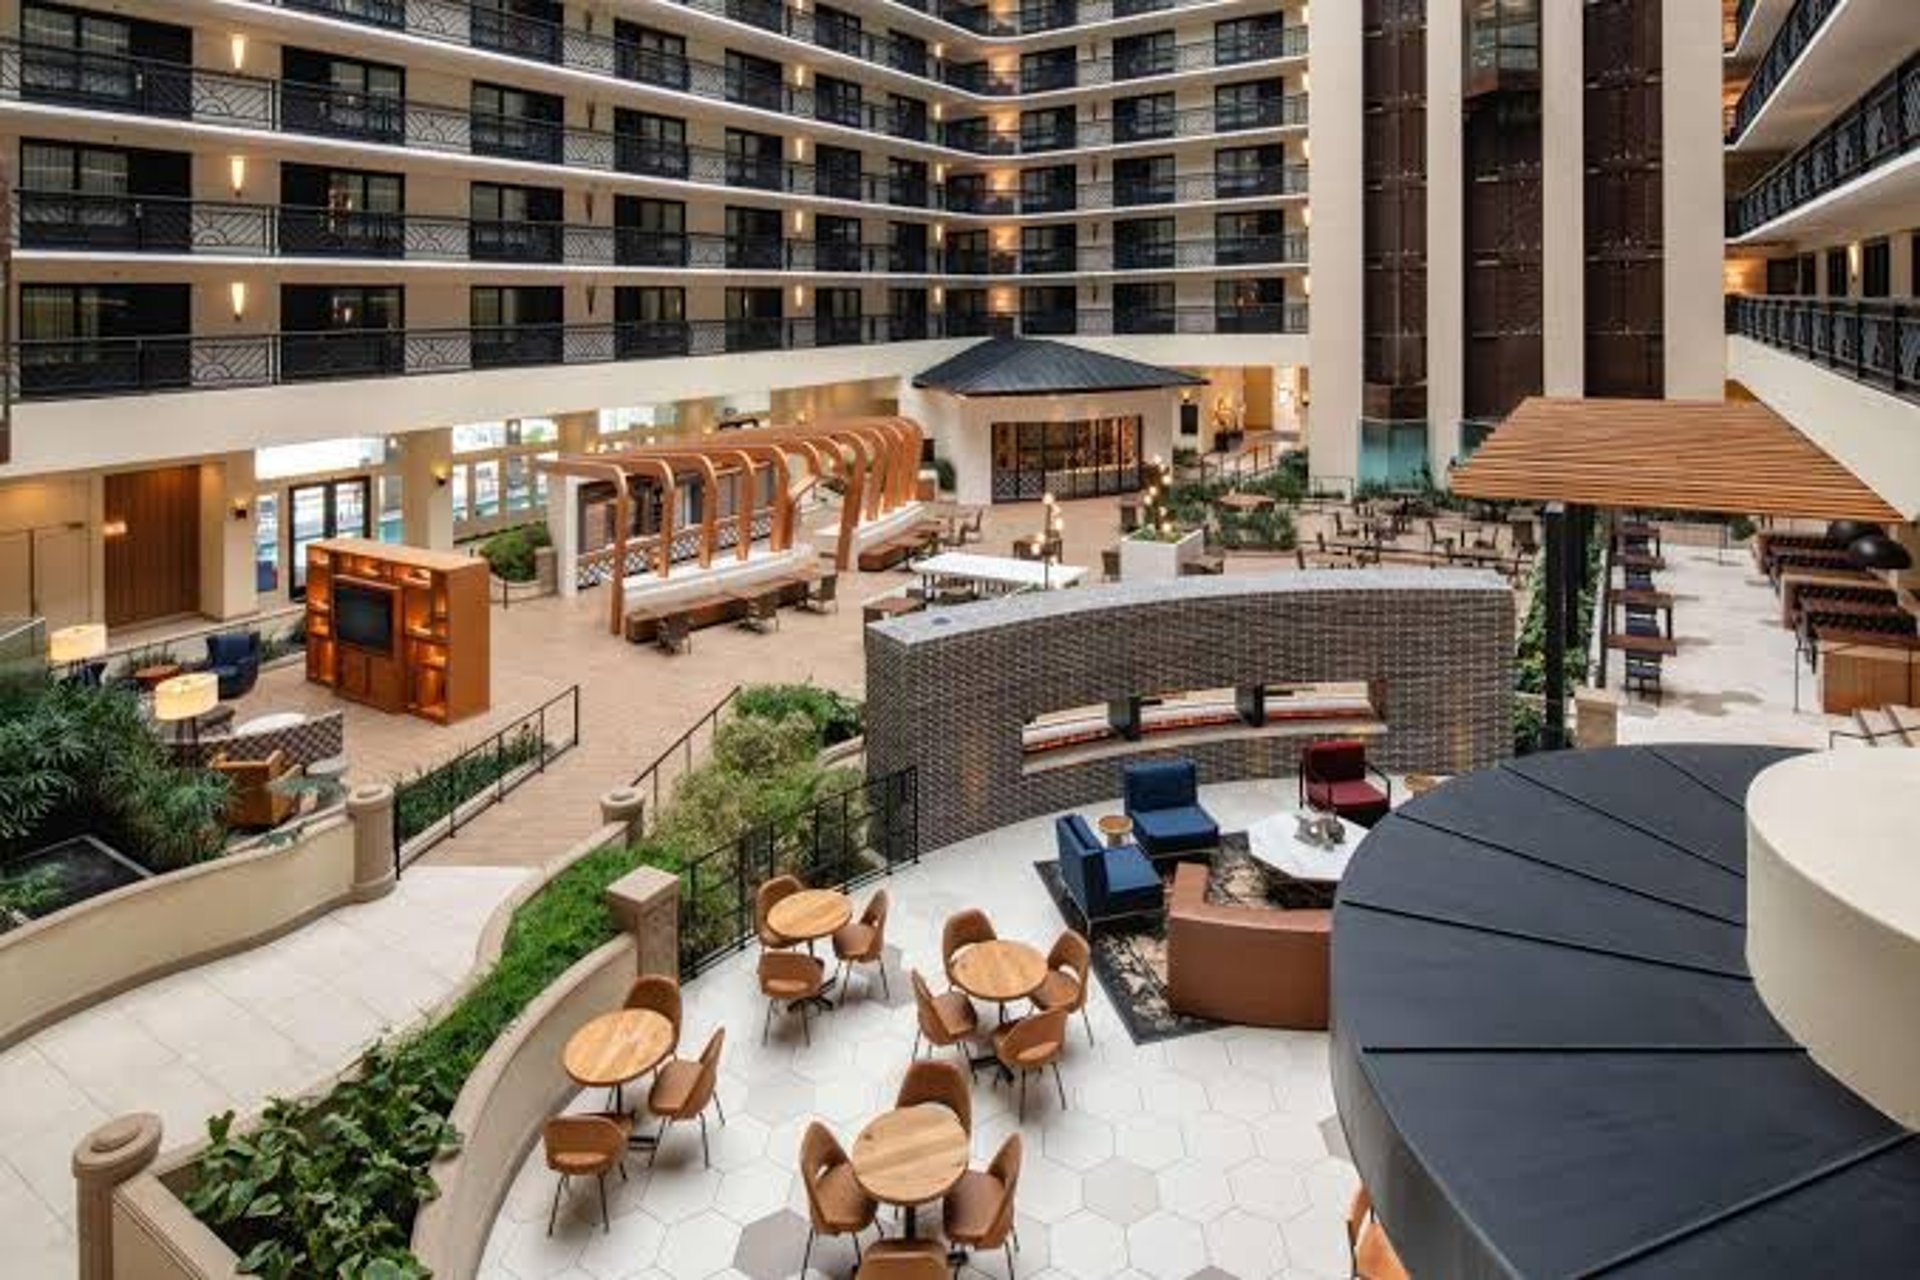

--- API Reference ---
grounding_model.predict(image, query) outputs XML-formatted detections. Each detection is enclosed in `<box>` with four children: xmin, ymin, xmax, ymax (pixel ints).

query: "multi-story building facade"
<box><xmin>1722</xmin><ymin>0</ymin><xmax>1920</xmax><ymax>528</ymax></box>
<box><xmin>1308</xmin><ymin>0</ymin><xmax>1728</xmax><ymax>489</ymax></box>
<box><xmin>0</xmin><ymin>0</ymin><xmax>1312</xmax><ymax>630</ymax></box>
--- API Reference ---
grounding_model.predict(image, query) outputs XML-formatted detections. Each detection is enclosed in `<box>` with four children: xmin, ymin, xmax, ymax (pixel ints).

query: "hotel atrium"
<box><xmin>0</xmin><ymin>0</ymin><xmax>1915</xmax><ymax>1278</ymax></box>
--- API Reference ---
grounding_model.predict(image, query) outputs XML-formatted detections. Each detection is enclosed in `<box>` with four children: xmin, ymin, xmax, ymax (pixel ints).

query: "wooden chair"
<box><xmin>962</xmin><ymin>507</ymin><xmax>984</xmax><ymax>543</ymax></box>
<box><xmin>832</xmin><ymin>889</ymin><xmax>890</xmax><ymax>1000</ymax></box>
<box><xmin>656</xmin><ymin>610</ymin><xmax>691</xmax><ymax>654</ymax></box>
<box><xmin>209</xmin><ymin>749</ymin><xmax>297</xmax><ymax>830</ymax></box>
<box><xmin>759</xmin><ymin>949</ymin><xmax>827</xmax><ymax>1045</ymax></box>
<box><xmin>806</xmin><ymin>573</ymin><xmax>840</xmax><ymax>613</ymax></box>
<box><xmin>646</xmin><ymin>1027</ymin><xmax>726</xmax><ymax>1168</ymax></box>
<box><xmin>941</xmin><ymin>908</ymin><xmax>997</xmax><ymax>986</ymax></box>
<box><xmin>755</xmin><ymin>874</ymin><xmax>803</xmax><ymax>950</ymax></box>
<box><xmin>738</xmin><ymin>590</ymin><xmax>780</xmax><ymax>632</ymax></box>
<box><xmin>943</xmin><ymin>1133</ymin><xmax>1022</xmax><ymax>1277</ymax></box>
<box><xmin>992</xmin><ymin>1007</ymin><xmax>1069</xmax><ymax>1120</ymax></box>
<box><xmin>896</xmin><ymin>1057</ymin><xmax>972</xmax><ymax>1136</ymax></box>
<box><xmin>622</xmin><ymin>974</ymin><xmax>681</xmax><ymax>1057</ymax></box>
<box><xmin>1346</xmin><ymin>1186</ymin><xmax>1410</xmax><ymax>1280</ymax></box>
<box><xmin>1031</xmin><ymin>930</ymin><xmax>1093</xmax><ymax>1045</ymax></box>
<box><xmin>910</xmin><ymin>968</ymin><xmax>980</xmax><ymax>1061</ymax></box>
<box><xmin>799</xmin><ymin>1121</ymin><xmax>878</xmax><ymax>1275</ymax></box>
<box><xmin>542</xmin><ymin>1113</ymin><xmax>631</xmax><ymax>1235</ymax></box>
<box><xmin>856</xmin><ymin>1239</ymin><xmax>949</xmax><ymax>1279</ymax></box>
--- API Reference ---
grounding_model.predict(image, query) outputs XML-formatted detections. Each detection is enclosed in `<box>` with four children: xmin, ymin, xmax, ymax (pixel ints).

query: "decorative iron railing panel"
<box><xmin>1729</xmin><ymin>294</ymin><xmax>1920</xmax><ymax>402</ymax></box>
<box><xmin>1726</xmin><ymin>0</ymin><xmax>1842</xmax><ymax>142</ymax></box>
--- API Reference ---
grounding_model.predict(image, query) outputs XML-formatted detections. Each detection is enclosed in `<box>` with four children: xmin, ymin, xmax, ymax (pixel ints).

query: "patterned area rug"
<box><xmin>1033</xmin><ymin>833</ymin><xmax>1328</xmax><ymax>1044</ymax></box>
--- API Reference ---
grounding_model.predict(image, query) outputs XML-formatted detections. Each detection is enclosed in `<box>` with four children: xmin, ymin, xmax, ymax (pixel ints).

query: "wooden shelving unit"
<box><xmin>305</xmin><ymin>539</ymin><xmax>490</xmax><ymax>724</ymax></box>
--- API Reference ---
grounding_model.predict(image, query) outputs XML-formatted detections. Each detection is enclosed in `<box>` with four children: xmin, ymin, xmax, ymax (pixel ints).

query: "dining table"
<box><xmin>563</xmin><ymin>1007</ymin><xmax>675</xmax><ymax>1143</ymax></box>
<box><xmin>769</xmin><ymin>887</ymin><xmax>853</xmax><ymax>1004</ymax></box>
<box><xmin>850</xmin><ymin>1103</ymin><xmax>970</xmax><ymax>1238</ymax></box>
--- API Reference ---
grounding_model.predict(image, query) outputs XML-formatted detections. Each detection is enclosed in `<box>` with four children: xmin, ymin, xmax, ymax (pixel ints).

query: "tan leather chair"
<box><xmin>542</xmin><ymin>1112</ymin><xmax>631</xmax><ymax>1235</ymax></box>
<box><xmin>1031</xmin><ymin>929</ymin><xmax>1093</xmax><ymax>1045</ymax></box>
<box><xmin>910</xmin><ymin>968</ymin><xmax>979</xmax><ymax>1061</ymax></box>
<box><xmin>896</xmin><ymin>1057</ymin><xmax>972</xmax><ymax>1136</ymax></box>
<box><xmin>944</xmin><ymin>1133</ymin><xmax>1022</xmax><ymax>1277</ymax></box>
<box><xmin>209</xmin><ymin>749</ymin><xmax>297</xmax><ymax>830</ymax></box>
<box><xmin>856</xmin><ymin>1239</ymin><xmax>948</xmax><ymax>1279</ymax></box>
<box><xmin>992</xmin><ymin>1007</ymin><xmax>1068</xmax><ymax>1121</ymax></box>
<box><xmin>799</xmin><ymin>1120</ymin><xmax>878</xmax><ymax>1275</ymax></box>
<box><xmin>1166</xmin><ymin>862</ymin><xmax>1331</xmax><ymax>1029</ymax></box>
<box><xmin>760</xmin><ymin>949</ymin><xmax>827</xmax><ymax>1045</ymax></box>
<box><xmin>646</xmin><ymin>1027</ymin><xmax>725</xmax><ymax>1167</ymax></box>
<box><xmin>832</xmin><ymin>888</ymin><xmax>891</xmax><ymax>1000</ymax></box>
<box><xmin>756</xmin><ymin>874</ymin><xmax>804</xmax><ymax>950</ymax></box>
<box><xmin>1347</xmin><ymin>1186</ymin><xmax>1410</xmax><ymax>1280</ymax></box>
<box><xmin>623</xmin><ymin>974</ymin><xmax>682</xmax><ymax>1058</ymax></box>
<box><xmin>941</xmin><ymin>908</ymin><xmax>997</xmax><ymax>985</ymax></box>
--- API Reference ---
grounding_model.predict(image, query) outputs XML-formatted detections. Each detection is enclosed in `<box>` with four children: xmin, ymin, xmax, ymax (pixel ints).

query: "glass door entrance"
<box><xmin>989</xmin><ymin>416</ymin><xmax>1144</xmax><ymax>502</ymax></box>
<box><xmin>288</xmin><ymin>477</ymin><xmax>371</xmax><ymax>596</ymax></box>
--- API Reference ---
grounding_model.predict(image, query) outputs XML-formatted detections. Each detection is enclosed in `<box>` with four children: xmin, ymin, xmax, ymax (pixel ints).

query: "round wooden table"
<box><xmin>563</xmin><ymin>1008</ymin><xmax>674</xmax><ymax>1129</ymax></box>
<box><xmin>950</xmin><ymin>939</ymin><xmax>1048</xmax><ymax>1005</ymax></box>
<box><xmin>767</xmin><ymin>888</ymin><xmax>853</xmax><ymax>944</ymax></box>
<box><xmin>850</xmin><ymin>1103</ymin><xmax>969</xmax><ymax>1237</ymax></box>
<box><xmin>134</xmin><ymin>663</ymin><xmax>183</xmax><ymax>692</ymax></box>
<box><xmin>1095</xmin><ymin>814</ymin><xmax>1135</xmax><ymax>848</ymax></box>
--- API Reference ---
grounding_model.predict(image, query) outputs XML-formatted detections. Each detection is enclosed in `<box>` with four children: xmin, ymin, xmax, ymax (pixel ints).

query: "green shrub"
<box><xmin>476</xmin><ymin>523</ymin><xmax>551</xmax><ymax>583</ymax></box>
<box><xmin>394</xmin><ymin>726</ymin><xmax>546</xmax><ymax>843</ymax></box>
<box><xmin>733</xmin><ymin>683</ymin><xmax>864</xmax><ymax>745</ymax></box>
<box><xmin>931</xmin><ymin>457</ymin><xmax>956</xmax><ymax>492</ymax></box>
<box><xmin>0</xmin><ymin>679</ymin><xmax>230</xmax><ymax>870</ymax></box>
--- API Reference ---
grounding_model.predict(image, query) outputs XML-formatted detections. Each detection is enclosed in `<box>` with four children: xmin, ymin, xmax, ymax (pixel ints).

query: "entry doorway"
<box><xmin>0</xmin><ymin>523</ymin><xmax>90</xmax><ymax>627</ymax></box>
<box><xmin>288</xmin><ymin>477</ymin><xmax>371</xmax><ymax>597</ymax></box>
<box><xmin>989</xmin><ymin>416</ymin><xmax>1144</xmax><ymax>502</ymax></box>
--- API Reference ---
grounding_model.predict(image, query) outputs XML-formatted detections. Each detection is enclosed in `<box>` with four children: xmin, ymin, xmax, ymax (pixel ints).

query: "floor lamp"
<box><xmin>153</xmin><ymin>672</ymin><xmax>219</xmax><ymax>753</ymax></box>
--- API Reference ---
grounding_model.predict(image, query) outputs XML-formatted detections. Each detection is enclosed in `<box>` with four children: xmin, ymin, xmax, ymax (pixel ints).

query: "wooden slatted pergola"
<box><xmin>1451</xmin><ymin>397</ymin><xmax>1902</xmax><ymax>522</ymax></box>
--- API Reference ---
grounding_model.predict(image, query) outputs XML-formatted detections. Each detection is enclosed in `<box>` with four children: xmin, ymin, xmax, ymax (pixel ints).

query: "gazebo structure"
<box><xmin>539</xmin><ymin>417</ymin><xmax>925</xmax><ymax>635</ymax></box>
<box><xmin>1450</xmin><ymin>396</ymin><xmax>1905</xmax><ymax>744</ymax></box>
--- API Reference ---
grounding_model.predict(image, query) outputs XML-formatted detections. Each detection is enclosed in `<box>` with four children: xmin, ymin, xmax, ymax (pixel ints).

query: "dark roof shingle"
<box><xmin>912</xmin><ymin>336</ymin><xmax>1207</xmax><ymax>397</ymax></box>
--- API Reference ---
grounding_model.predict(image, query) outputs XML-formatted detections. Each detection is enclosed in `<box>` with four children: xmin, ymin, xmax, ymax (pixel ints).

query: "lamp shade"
<box><xmin>1847</xmin><ymin>533</ymin><xmax>1913</xmax><ymax>572</ymax></box>
<box><xmin>153</xmin><ymin>671</ymin><xmax>219</xmax><ymax>723</ymax></box>
<box><xmin>1826</xmin><ymin>519</ymin><xmax>1884</xmax><ymax>547</ymax></box>
<box><xmin>47</xmin><ymin>623</ymin><xmax>107</xmax><ymax>664</ymax></box>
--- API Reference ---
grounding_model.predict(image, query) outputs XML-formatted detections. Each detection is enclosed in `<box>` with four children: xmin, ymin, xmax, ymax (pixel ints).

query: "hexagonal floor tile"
<box><xmin>654</xmin><ymin>1208</ymin><xmax>742</xmax><ymax>1279</ymax></box>
<box><xmin>640</xmin><ymin>1164</ymin><xmax>724</xmax><ymax>1224</ymax></box>
<box><xmin>1278</xmin><ymin>1205</ymin><xmax>1350</xmax><ymax>1279</ymax></box>
<box><xmin>1041</xmin><ymin>1108</ymin><xmax>1116</xmax><ymax>1171</ymax></box>
<box><xmin>1113</xmin><ymin>1115</ymin><xmax>1187</xmax><ymax>1172</ymax></box>
<box><xmin>1081</xmin><ymin>1157</ymin><xmax>1161</xmax><ymax>1226</ymax></box>
<box><xmin>1180</xmin><ymin>1113</ymin><xmax>1257</xmax><ymax>1169</ymax></box>
<box><xmin>1204</xmin><ymin>1208</ymin><xmax>1286</xmax><ymax>1278</ymax></box>
<box><xmin>1225</xmin><ymin>1159</ymin><xmax>1309</xmax><ymax>1224</ymax></box>
<box><xmin>732</xmin><ymin>1208</ymin><xmax>813</xmax><ymax>1280</ymax></box>
<box><xmin>576</xmin><ymin>1209</ymin><xmax>666</xmax><ymax>1280</ymax></box>
<box><xmin>1051</xmin><ymin>1210</ymin><xmax>1128</xmax><ymax>1279</ymax></box>
<box><xmin>714</xmin><ymin>1162</ymin><xmax>795</xmax><ymax>1226</ymax></box>
<box><xmin>1013</xmin><ymin>1151</ymin><xmax>1086</xmax><ymax>1224</ymax></box>
<box><xmin>1126</xmin><ymin>1211</ymin><xmax>1209</xmax><ymax>1279</ymax></box>
<box><xmin>1157</xmin><ymin>1159</ymin><xmax>1234</xmax><ymax>1224</ymax></box>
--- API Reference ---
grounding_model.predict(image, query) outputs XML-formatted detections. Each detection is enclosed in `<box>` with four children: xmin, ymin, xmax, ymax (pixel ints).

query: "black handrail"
<box><xmin>1725</xmin><ymin>0</ymin><xmax>1842</xmax><ymax>142</ymax></box>
<box><xmin>1727</xmin><ymin>294</ymin><xmax>1920</xmax><ymax>403</ymax></box>
<box><xmin>630</xmin><ymin>684</ymin><xmax>740</xmax><ymax>833</ymax></box>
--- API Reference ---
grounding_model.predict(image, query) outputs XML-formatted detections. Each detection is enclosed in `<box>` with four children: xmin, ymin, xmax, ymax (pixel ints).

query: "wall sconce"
<box><xmin>229</xmin><ymin>156</ymin><xmax>246</xmax><ymax>198</ymax></box>
<box><xmin>431</xmin><ymin>463</ymin><xmax>451</xmax><ymax>488</ymax></box>
<box><xmin>229</xmin><ymin>281</ymin><xmax>248</xmax><ymax>321</ymax></box>
<box><xmin>794</xmin><ymin>137</ymin><xmax>808</xmax><ymax>160</ymax></box>
<box><xmin>1302</xmin><ymin>274</ymin><xmax>1312</xmax><ymax>298</ymax></box>
<box><xmin>932</xmin><ymin>286</ymin><xmax>945</xmax><ymax>306</ymax></box>
<box><xmin>102</xmin><ymin>518</ymin><xmax>129</xmax><ymax>539</ymax></box>
<box><xmin>230</xmin><ymin>34</ymin><xmax>247</xmax><ymax>71</ymax></box>
<box><xmin>793</xmin><ymin>285</ymin><xmax>807</xmax><ymax>307</ymax></box>
<box><xmin>793</xmin><ymin>210</ymin><xmax>806</xmax><ymax>233</ymax></box>
<box><xmin>232</xmin><ymin>497</ymin><xmax>251</xmax><ymax>521</ymax></box>
<box><xmin>792</xmin><ymin>66</ymin><xmax>808</xmax><ymax>87</ymax></box>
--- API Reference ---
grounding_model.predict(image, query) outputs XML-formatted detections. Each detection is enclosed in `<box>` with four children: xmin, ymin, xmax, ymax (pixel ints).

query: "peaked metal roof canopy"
<box><xmin>1450</xmin><ymin>396</ymin><xmax>1902</xmax><ymax>522</ymax></box>
<box><xmin>913</xmin><ymin>336</ymin><xmax>1207</xmax><ymax>397</ymax></box>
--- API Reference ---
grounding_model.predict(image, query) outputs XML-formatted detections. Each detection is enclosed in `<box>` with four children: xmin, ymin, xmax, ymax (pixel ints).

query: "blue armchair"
<box><xmin>1056</xmin><ymin>814</ymin><xmax>1164</xmax><ymax>932</ymax></box>
<box><xmin>204</xmin><ymin>630</ymin><xmax>261</xmax><ymax>701</ymax></box>
<box><xmin>1123</xmin><ymin>760</ymin><xmax>1220</xmax><ymax>860</ymax></box>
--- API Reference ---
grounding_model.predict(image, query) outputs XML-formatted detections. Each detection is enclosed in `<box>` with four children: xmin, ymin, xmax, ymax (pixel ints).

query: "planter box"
<box><xmin>1120</xmin><ymin>527</ymin><xmax>1207</xmax><ymax>582</ymax></box>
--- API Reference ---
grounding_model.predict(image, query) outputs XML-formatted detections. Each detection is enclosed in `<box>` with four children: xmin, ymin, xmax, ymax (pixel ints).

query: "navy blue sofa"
<box><xmin>1056</xmin><ymin>814</ymin><xmax>1164</xmax><ymax>932</ymax></box>
<box><xmin>1123</xmin><ymin>760</ymin><xmax>1220</xmax><ymax>859</ymax></box>
<box><xmin>204</xmin><ymin>630</ymin><xmax>261</xmax><ymax>701</ymax></box>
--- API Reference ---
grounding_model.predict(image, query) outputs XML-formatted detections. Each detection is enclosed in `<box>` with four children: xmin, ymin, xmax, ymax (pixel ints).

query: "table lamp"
<box><xmin>48</xmin><ymin>622</ymin><xmax>108</xmax><ymax>682</ymax></box>
<box><xmin>153</xmin><ymin>671</ymin><xmax>219</xmax><ymax>748</ymax></box>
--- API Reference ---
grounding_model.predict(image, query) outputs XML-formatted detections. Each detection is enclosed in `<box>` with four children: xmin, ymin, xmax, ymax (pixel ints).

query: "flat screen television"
<box><xmin>334</xmin><ymin>581</ymin><xmax>395</xmax><ymax>652</ymax></box>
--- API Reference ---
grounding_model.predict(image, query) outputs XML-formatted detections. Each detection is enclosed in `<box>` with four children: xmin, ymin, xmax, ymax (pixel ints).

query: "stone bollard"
<box><xmin>599</xmin><ymin>786</ymin><xmax>647</xmax><ymax>846</ymax></box>
<box><xmin>348</xmin><ymin>783</ymin><xmax>398</xmax><ymax>901</ymax></box>
<box><xmin>534</xmin><ymin>545</ymin><xmax>558</xmax><ymax>595</ymax></box>
<box><xmin>73</xmin><ymin>1114</ymin><xmax>163</xmax><ymax>1280</ymax></box>
<box><xmin>604</xmin><ymin>865</ymin><xmax>681</xmax><ymax>979</ymax></box>
<box><xmin>1574</xmin><ymin>686</ymin><xmax>1623</xmax><ymax>748</ymax></box>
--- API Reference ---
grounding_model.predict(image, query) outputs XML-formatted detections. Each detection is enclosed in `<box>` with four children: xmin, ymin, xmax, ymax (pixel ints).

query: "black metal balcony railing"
<box><xmin>947</xmin><ymin>94</ymin><xmax>1306</xmax><ymax>154</ymax></box>
<box><xmin>1726</xmin><ymin>0</ymin><xmax>1841</xmax><ymax>142</ymax></box>
<box><xmin>942</xmin><ymin>164</ymin><xmax>1308</xmax><ymax>216</ymax></box>
<box><xmin>1727</xmin><ymin>52</ymin><xmax>1919</xmax><ymax>237</ymax></box>
<box><xmin>929</xmin><ymin>0</ymin><xmax>1246</xmax><ymax>38</ymax></box>
<box><xmin>1728</xmin><ymin>294</ymin><xmax>1920</xmax><ymax>403</ymax></box>
<box><xmin>944</xmin><ymin>234</ymin><xmax>1306</xmax><ymax>274</ymax></box>
<box><xmin>14</xmin><ymin>305</ymin><xmax>1309</xmax><ymax>400</ymax></box>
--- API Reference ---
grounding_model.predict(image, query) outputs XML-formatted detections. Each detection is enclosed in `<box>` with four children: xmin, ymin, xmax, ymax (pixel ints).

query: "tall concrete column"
<box><xmin>1663</xmin><ymin>0</ymin><xmax>1728</xmax><ymax>399</ymax></box>
<box><xmin>1304</xmin><ymin>1</ymin><xmax>1366</xmax><ymax>487</ymax></box>
<box><xmin>401</xmin><ymin>427</ymin><xmax>455</xmax><ymax>549</ymax></box>
<box><xmin>1541</xmin><ymin>0</ymin><xmax>1587</xmax><ymax>396</ymax></box>
<box><xmin>1426</xmin><ymin>0</ymin><xmax>1465</xmax><ymax>474</ymax></box>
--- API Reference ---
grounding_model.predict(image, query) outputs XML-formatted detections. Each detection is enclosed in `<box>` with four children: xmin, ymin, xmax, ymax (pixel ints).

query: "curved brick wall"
<box><xmin>864</xmin><ymin>569</ymin><xmax>1515</xmax><ymax>850</ymax></box>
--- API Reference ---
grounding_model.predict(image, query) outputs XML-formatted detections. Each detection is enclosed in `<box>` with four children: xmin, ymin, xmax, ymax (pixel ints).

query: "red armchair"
<box><xmin>1300</xmin><ymin>739</ymin><xmax>1392</xmax><ymax>828</ymax></box>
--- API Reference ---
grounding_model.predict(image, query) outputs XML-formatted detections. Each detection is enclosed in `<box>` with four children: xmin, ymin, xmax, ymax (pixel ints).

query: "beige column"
<box><xmin>1426</xmin><ymin>0</ymin><xmax>1465</xmax><ymax>473</ymax></box>
<box><xmin>401</xmin><ymin>427</ymin><xmax>454</xmax><ymax>549</ymax></box>
<box><xmin>1541</xmin><ymin>0</ymin><xmax>1587</xmax><ymax>396</ymax></box>
<box><xmin>1663</xmin><ymin>0</ymin><xmax>1728</xmax><ymax>399</ymax></box>
<box><xmin>73</xmin><ymin>1113</ymin><xmax>163</xmax><ymax>1280</ymax></box>
<box><xmin>1305</xmin><ymin>0</ymin><xmax>1366</xmax><ymax>487</ymax></box>
<box><xmin>347</xmin><ymin>783</ymin><xmax>398</xmax><ymax>902</ymax></box>
<box><xmin>604</xmin><ymin>863</ymin><xmax>681</xmax><ymax>979</ymax></box>
<box><xmin>556</xmin><ymin>410</ymin><xmax>598</xmax><ymax>455</ymax></box>
<box><xmin>197</xmin><ymin>453</ymin><xmax>260</xmax><ymax>620</ymax></box>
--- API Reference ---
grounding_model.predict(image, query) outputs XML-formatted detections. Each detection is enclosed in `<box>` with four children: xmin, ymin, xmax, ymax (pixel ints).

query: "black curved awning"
<box><xmin>1331</xmin><ymin>744</ymin><xmax>1920</xmax><ymax>1279</ymax></box>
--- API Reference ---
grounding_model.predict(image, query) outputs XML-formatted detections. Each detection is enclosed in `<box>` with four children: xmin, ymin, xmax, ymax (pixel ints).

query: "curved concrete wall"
<box><xmin>864</xmin><ymin>569</ymin><xmax>1514</xmax><ymax>850</ymax></box>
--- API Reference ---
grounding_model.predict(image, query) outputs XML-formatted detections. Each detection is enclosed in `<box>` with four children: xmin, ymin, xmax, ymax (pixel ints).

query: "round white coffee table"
<box><xmin>1245</xmin><ymin>810</ymin><xmax>1357</xmax><ymax>885</ymax></box>
<box><xmin>233</xmin><ymin>711</ymin><xmax>307</xmax><ymax>735</ymax></box>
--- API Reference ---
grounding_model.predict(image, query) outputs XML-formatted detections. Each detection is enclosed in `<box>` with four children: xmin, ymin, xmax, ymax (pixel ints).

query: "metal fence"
<box><xmin>677</xmin><ymin>767</ymin><xmax>919</xmax><ymax>975</ymax></box>
<box><xmin>630</xmin><ymin>685</ymin><xmax>740</xmax><ymax>835</ymax></box>
<box><xmin>393</xmin><ymin>685</ymin><xmax>581</xmax><ymax>870</ymax></box>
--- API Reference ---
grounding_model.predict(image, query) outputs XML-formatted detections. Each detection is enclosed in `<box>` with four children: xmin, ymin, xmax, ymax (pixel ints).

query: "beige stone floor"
<box><xmin>0</xmin><ymin>865</ymin><xmax>526</xmax><ymax>1280</ymax></box>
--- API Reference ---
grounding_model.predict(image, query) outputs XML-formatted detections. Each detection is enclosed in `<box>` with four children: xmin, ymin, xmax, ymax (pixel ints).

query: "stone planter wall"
<box><xmin>1119</xmin><ymin>527</ymin><xmax>1206</xmax><ymax>581</ymax></box>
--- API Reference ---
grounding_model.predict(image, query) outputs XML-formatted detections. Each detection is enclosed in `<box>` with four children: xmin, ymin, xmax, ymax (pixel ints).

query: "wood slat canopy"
<box><xmin>1451</xmin><ymin>397</ymin><xmax>1902</xmax><ymax>522</ymax></box>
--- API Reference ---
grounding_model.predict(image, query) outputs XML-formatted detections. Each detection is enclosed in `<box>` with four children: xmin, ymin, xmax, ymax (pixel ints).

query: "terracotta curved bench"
<box><xmin>1165</xmin><ymin>862</ymin><xmax>1330</xmax><ymax>1029</ymax></box>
